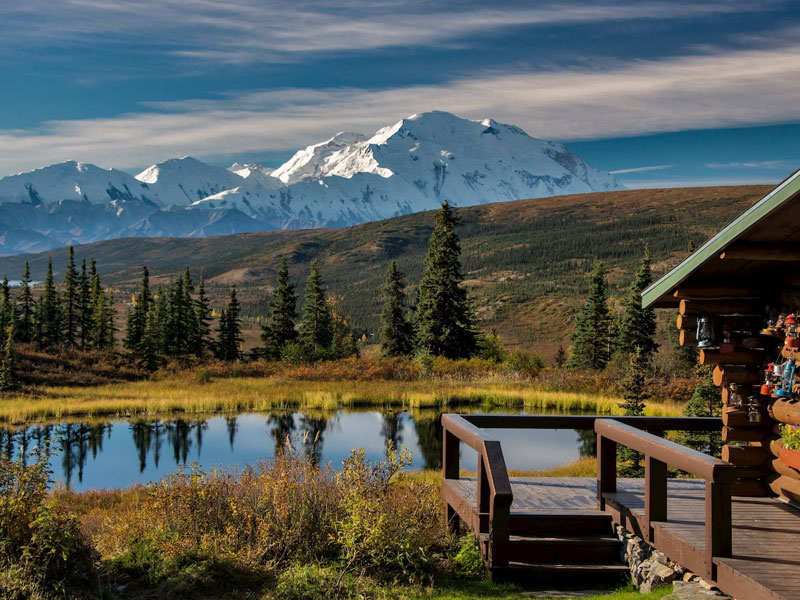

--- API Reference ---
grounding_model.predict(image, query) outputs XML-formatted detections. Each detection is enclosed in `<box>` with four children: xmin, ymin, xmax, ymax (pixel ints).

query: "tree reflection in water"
<box><xmin>0</xmin><ymin>411</ymin><xmax>586</xmax><ymax>489</ymax></box>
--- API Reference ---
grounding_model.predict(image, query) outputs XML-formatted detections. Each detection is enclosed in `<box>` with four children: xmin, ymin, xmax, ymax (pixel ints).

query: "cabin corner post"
<box><xmin>596</xmin><ymin>430</ymin><xmax>617</xmax><ymax>510</ymax></box>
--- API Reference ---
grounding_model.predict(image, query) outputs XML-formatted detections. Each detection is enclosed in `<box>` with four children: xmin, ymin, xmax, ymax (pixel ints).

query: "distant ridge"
<box><xmin>0</xmin><ymin>185</ymin><xmax>768</xmax><ymax>354</ymax></box>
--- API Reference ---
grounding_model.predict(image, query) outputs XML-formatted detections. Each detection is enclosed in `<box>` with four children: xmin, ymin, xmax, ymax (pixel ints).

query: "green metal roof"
<box><xmin>642</xmin><ymin>168</ymin><xmax>800</xmax><ymax>308</ymax></box>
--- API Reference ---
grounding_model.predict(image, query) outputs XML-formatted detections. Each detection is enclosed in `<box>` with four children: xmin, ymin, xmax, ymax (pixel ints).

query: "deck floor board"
<box><xmin>448</xmin><ymin>476</ymin><xmax>800</xmax><ymax>600</ymax></box>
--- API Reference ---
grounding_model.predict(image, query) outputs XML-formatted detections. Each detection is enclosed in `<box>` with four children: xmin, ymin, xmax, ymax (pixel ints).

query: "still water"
<box><xmin>0</xmin><ymin>410</ymin><xmax>596</xmax><ymax>491</ymax></box>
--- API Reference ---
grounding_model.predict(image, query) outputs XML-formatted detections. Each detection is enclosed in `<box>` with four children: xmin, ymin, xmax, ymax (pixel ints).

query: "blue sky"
<box><xmin>1</xmin><ymin>0</ymin><xmax>799</xmax><ymax>187</ymax></box>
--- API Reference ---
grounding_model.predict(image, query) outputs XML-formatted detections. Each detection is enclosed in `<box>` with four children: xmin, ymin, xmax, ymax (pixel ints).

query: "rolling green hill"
<box><xmin>0</xmin><ymin>186</ymin><xmax>769</xmax><ymax>357</ymax></box>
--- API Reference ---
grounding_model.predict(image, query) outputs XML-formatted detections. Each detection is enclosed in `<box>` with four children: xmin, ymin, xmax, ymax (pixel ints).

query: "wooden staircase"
<box><xmin>479</xmin><ymin>512</ymin><xmax>629</xmax><ymax>583</ymax></box>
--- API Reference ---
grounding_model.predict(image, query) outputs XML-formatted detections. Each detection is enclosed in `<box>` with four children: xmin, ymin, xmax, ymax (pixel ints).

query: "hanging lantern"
<box><xmin>720</xmin><ymin>323</ymin><xmax>735</xmax><ymax>353</ymax></box>
<box><xmin>786</xmin><ymin>314</ymin><xmax>800</xmax><ymax>349</ymax></box>
<box><xmin>747</xmin><ymin>395</ymin><xmax>762</xmax><ymax>423</ymax></box>
<box><xmin>696</xmin><ymin>316</ymin><xmax>715</xmax><ymax>348</ymax></box>
<box><xmin>728</xmin><ymin>383</ymin><xmax>745</xmax><ymax>408</ymax></box>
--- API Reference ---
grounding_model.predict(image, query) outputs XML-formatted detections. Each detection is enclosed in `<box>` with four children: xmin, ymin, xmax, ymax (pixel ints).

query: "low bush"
<box><xmin>0</xmin><ymin>454</ymin><xmax>98</xmax><ymax>599</ymax></box>
<box><xmin>78</xmin><ymin>444</ymin><xmax>453</xmax><ymax>595</ymax></box>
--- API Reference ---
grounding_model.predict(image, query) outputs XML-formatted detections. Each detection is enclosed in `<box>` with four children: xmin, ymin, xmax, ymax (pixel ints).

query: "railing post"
<box><xmin>705</xmin><ymin>480</ymin><xmax>732</xmax><ymax>580</ymax></box>
<box><xmin>489</xmin><ymin>495</ymin><xmax>511</xmax><ymax>569</ymax></box>
<box><xmin>478</xmin><ymin>455</ymin><xmax>490</xmax><ymax>517</ymax></box>
<box><xmin>645</xmin><ymin>456</ymin><xmax>668</xmax><ymax>542</ymax></box>
<box><xmin>597</xmin><ymin>433</ymin><xmax>617</xmax><ymax>510</ymax></box>
<box><xmin>443</xmin><ymin>429</ymin><xmax>459</xmax><ymax>480</ymax></box>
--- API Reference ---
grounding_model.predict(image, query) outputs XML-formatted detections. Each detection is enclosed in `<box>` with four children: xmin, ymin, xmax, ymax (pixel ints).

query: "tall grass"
<box><xmin>0</xmin><ymin>377</ymin><xmax>683</xmax><ymax>424</ymax></box>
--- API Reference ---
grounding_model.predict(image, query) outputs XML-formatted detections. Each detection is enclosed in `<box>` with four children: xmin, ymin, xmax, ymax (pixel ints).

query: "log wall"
<box><xmin>675</xmin><ymin>299</ymin><xmax>791</xmax><ymax>498</ymax></box>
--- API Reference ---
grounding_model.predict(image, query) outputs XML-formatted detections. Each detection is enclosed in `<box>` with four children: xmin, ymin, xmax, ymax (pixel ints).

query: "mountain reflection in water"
<box><xmin>0</xmin><ymin>411</ymin><xmax>593</xmax><ymax>491</ymax></box>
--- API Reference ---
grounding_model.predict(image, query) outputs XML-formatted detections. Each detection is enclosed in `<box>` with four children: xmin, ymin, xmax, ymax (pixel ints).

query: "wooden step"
<box><xmin>481</xmin><ymin>533</ymin><xmax>622</xmax><ymax>564</ymax></box>
<box><xmin>509</xmin><ymin>512</ymin><xmax>614</xmax><ymax>536</ymax></box>
<box><xmin>491</xmin><ymin>561</ymin><xmax>630</xmax><ymax>584</ymax></box>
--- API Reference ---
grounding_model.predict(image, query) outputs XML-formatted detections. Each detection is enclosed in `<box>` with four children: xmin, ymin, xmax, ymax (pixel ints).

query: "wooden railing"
<box><xmin>441</xmin><ymin>414</ymin><xmax>722</xmax><ymax>569</ymax></box>
<box><xmin>595</xmin><ymin>419</ymin><xmax>737</xmax><ymax>580</ymax></box>
<box><xmin>441</xmin><ymin>414</ymin><xmax>513</xmax><ymax>567</ymax></box>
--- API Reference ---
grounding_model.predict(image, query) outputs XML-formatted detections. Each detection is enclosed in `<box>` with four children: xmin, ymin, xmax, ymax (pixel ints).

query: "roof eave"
<box><xmin>642</xmin><ymin>168</ymin><xmax>800</xmax><ymax>309</ymax></box>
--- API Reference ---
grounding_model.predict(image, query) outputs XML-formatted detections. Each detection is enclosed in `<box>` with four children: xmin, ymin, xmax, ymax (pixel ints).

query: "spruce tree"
<box><xmin>64</xmin><ymin>246</ymin><xmax>79</xmax><ymax>347</ymax></box>
<box><xmin>568</xmin><ymin>262</ymin><xmax>612</xmax><ymax>370</ymax></box>
<box><xmin>18</xmin><ymin>262</ymin><xmax>34</xmax><ymax>343</ymax></box>
<box><xmin>125</xmin><ymin>266</ymin><xmax>151</xmax><ymax>352</ymax></box>
<box><xmin>0</xmin><ymin>325</ymin><xmax>15</xmax><ymax>391</ymax></box>
<box><xmin>618</xmin><ymin>247</ymin><xmax>658</xmax><ymax>361</ymax></box>
<box><xmin>216</xmin><ymin>287</ymin><xmax>242</xmax><ymax>361</ymax></box>
<box><xmin>554</xmin><ymin>345</ymin><xmax>567</xmax><ymax>369</ymax></box>
<box><xmin>0</xmin><ymin>275</ymin><xmax>10</xmax><ymax>334</ymax></box>
<box><xmin>618</xmin><ymin>347</ymin><xmax>649</xmax><ymax>476</ymax></box>
<box><xmin>193</xmin><ymin>276</ymin><xmax>212</xmax><ymax>357</ymax></box>
<box><xmin>299</xmin><ymin>260</ymin><xmax>332</xmax><ymax>358</ymax></box>
<box><xmin>678</xmin><ymin>367</ymin><xmax>722</xmax><ymax>456</ymax></box>
<box><xmin>261</xmin><ymin>257</ymin><xmax>298</xmax><ymax>359</ymax></box>
<box><xmin>379</xmin><ymin>261</ymin><xmax>413</xmax><ymax>357</ymax></box>
<box><xmin>140</xmin><ymin>308</ymin><xmax>162</xmax><ymax>371</ymax></box>
<box><xmin>78</xmin><ymin>260</ymin><xmax>91</xmax><ymax>349</ymax></box>
<box><xmin>414</xmin><ymin>201</ymin><xmax>476</xmax><ymax>359</ymax></box>
<box><xmin>38</xmin><ymin>258</ymin><xmax>62</xmax><ymax>348</ymax></box>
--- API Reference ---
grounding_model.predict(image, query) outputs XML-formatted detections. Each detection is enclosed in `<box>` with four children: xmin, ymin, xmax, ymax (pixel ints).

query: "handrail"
<box><xmin>462</xmin><ymin>414</ymin><xmax>721</xmax><ymax>432</ymax></box>
<box><xmin>441</xmin><ymin>414</ymin><xmax>512</xmax><ymax>568</ymax></box>
<box><xmin>595</xmin><ymin>419</ymin><xmax>735</xmax><ymax>581</ymax></box>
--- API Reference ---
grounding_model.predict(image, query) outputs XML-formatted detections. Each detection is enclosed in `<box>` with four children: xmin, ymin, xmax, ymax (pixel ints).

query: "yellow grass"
<box><xmin>0</xmin><ymin>376</ymin><xmax>683</xmax><ymax>425</ymax></box>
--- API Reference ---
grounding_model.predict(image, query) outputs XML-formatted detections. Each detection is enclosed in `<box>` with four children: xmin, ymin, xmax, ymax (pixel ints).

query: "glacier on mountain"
<box><xmin>0</xmin><ymin>111</ymin><xmax>622</xmax><ymax>253</ymax></box>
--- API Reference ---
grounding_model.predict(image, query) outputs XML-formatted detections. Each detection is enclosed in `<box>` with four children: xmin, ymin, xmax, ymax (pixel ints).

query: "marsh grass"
<box><xmin>0</xmin><ymin>377</ymin><xmax>683</xmax><ymax>425</ymax></box>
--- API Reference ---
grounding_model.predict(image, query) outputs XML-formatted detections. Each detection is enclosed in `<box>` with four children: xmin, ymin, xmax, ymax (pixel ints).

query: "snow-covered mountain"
<box><xmin>0</xmin><ymin>111</ymin><xmax>622</xmax><ymax>254</ymax></box>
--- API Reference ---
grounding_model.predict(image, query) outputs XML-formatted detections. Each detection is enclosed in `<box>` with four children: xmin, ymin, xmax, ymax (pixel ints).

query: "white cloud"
<box><xmin>704</xmin><ymin>160</ymin><xmax>796</xmax><ymax>169</ymax></box>
<box><xmin>3</xmin><ymin>42</ymin><xmax>800</xmax><ymax>175</ymax></box>
<box><xmin>610</xmin><ymin>164</ymin><xmax>674</xmax><ymax>174</ymax></box>
<box><xmin>0</xmin><ymin>1</ymin><xmax>778</xmax><ymax>62</ymax></box>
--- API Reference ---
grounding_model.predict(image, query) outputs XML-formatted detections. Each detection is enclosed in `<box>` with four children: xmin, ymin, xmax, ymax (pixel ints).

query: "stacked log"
<box><xmin>676</xmin><ymin>297</ymin><xmax>775</xmax><ymax>496</ymax></box>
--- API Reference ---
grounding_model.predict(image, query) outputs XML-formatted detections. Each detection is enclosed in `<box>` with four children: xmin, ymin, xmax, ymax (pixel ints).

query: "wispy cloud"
<box><xmin>0</xmin><ymin>1</ymin><xmax>780</xmax><ymax>63</ymax></box>
<box><xmin>3</xmin><ymin>42</ymin><xmax>800</xmax><ymax>174</ymax></box>
<box><xmin>704</xmin><ymin>160</ymin><xmax>796</xmax><ymax>169</ymax></box>
<box><xmin>610</xmin><ymin>164</ymin><xmax>674</xmax><ymax>174</ymax></box>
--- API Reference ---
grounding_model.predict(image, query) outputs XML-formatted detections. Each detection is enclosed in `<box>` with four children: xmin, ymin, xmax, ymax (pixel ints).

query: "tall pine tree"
<box><xmin>63</xmin><ymin>246</ymin><xmax>79</xmax><ymax>347</ymax></box>
<box><xmin>78</xmin><ymin>259</ymin><xmax>91</xmax><ymax>349</ymax></box>
<box><xmin>414</xmin><ymin>201</ymin><xmax>476</xmax><ymax>359</ymax></box>
<box><xmin>568</xmin><ymin>262</ymin><xmax>612</xmax><ymax>370</ymax></box>
<box><xmin>618</xmin><ymin>347</ymin><xmax>649</xmax><ymax>476</ymax></box>
<box><xmin>18</xmin><ymin>263</ymin><xmax>34</xmax><ymax>343</ymax></box>
<box><xmin>618</xmin><ymin>247</ymin><xmax>658</xmax><ymax>361</ymax></box>
<box><xmin>379</xmin><ymin>261</ymin><xmax>413</xmax><ymax>357</ymax></box>
<box><xmin>193</xmin><ymin>276</ymin><xmax>212</xmax><ymax>357</ymax></box>
<box><xmin>261</xmin><ymin>257</ymin><xmax>298</xmax><ymax>359</ymax></box>
<box><xmin>38</xmin><ymin>258</ymin><xmax>62</xmax><ymax>348</ymax></box>
<box><xmin>299</xmin><ymin>260</ymin><xmax>332</xmax><ymax>358</ymax></box>
<box><xmin>125</xmin><ymin>266</ymin><xmax>152</xmax><ymax>352</ymax></box>
<box><xmin>216</xmin><ymin>286</ymin><xmax>242</xmax><ymax>361</ymax></box>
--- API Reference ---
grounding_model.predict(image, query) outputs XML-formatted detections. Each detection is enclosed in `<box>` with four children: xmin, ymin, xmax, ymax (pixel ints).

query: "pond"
<box><xmin>0</xmin><ymin>409</ymin><xmax>597</xmax><ymax>491</ymax></box>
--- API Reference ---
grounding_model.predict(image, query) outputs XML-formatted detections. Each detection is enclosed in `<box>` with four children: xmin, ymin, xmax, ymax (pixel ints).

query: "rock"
<box><xmin>641</xmin><ymin>560</ymin><xmax>680</xmax><ymax>593</ymax></box>
<box><xmin>661</xmin><ymin>580</ymin><xmax>732</xmax><ymax>599</ymax></box>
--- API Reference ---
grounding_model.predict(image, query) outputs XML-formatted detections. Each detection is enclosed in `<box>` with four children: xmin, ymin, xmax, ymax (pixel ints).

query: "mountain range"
<box><xmin>0</xmin><ymin>111</ymin><xmax>621</xmax><ymax>255</ymax></box>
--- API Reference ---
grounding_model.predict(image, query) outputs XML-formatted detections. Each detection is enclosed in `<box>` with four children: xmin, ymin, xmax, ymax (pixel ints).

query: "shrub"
<box><xmin>335</xmin><ymin>445</ymin><xmax>444</xmax><ymax>581</ymax></box>
<box><xmin>452</xmin><ymin>534</ymin><xmax>484</xmax><ymax>578</ymax></box>
<box><xmin>0</xmin><ymin>454</ymin><xmax>98</xmax><ymax>599</ymax></box>
<box><xmin>92</xmin><ymin>446</ymin><xmax>452</xmax><ymax>590</ymax></box>
<box><xmin>505</xmin><ymin>350</ymin><xmax>544</xmax><ymax>378</ymax></box>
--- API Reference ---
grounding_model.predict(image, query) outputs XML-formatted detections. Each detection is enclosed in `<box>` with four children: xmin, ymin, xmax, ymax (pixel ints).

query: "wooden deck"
<box><xmin>447</xmin><ymin>476</ymin><xmax>800</xmax><ymax>599</ymax></box>
<box><xmin>441</xmin><ymin>414</ymin><xmax>800</xmax><ymax>599</ymax></box>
